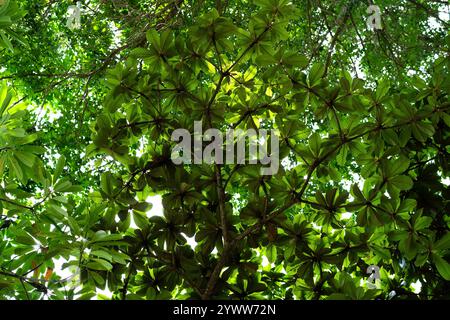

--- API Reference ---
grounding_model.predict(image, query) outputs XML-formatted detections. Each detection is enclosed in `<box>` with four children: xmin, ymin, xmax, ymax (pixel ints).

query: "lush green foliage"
<box><xmin>0</xmin><ymin>0</ymin><xmax>449</xmax><ymax>300</ymax></box>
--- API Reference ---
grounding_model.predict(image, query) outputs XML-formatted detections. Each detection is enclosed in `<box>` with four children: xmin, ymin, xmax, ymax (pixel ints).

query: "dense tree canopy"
<box><xmin>0</xmin><ymin>0</ymin><xmax>449</xmax><ymax>300</ymax></box>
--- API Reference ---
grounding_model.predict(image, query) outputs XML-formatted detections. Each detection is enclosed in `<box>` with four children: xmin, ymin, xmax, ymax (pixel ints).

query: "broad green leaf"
<box><xmin>432</xmin><ymin>254</ymin><xmax>450</xmax><ymax>281</ymax></box>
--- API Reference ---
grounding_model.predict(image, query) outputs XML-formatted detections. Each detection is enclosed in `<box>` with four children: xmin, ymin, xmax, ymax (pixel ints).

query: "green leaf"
<box><xmin>403</xmin><ymin>235</ymin><xmax>419</xmax><ymax>260</ymax></box>
<box><xmin>308</xmin><ymin>133</ymin><xmax>321</xmax><ymax>158</ymax></box>
<box><xmin>11</xmin><ymin>227</ymin><xmax>35</xmax><ymax>245</ymax></box>
<box><xmin>54</xmin><ymin>155</ymin><xmax>66</xmax><ymax>180</ymax></box>
<box><xmin>0</xmin><ymin>279</ymin><xmax>14</xmax><ymax>289</ymax></box>
<box><xmin>414</xmin><ymin>216</ymin><xmax>432</xmax><ymax>230</ymax></box>
<box><xmin>89</xmin><ymin>271</ymin><xmax>105</xmax><ymax>286</ymax></box>
<box><xmin>266</xmin><ymin>244</ymin><xmax>277</xmax><ymax>263</ymax></box>
<box><xmin>255</xmin><ymin>54</ymin><xmax>277</xmax><ymax>66</ymax></box>
<box><xmin>133</xmin><ymin>211</ymin><xmax>149</xmax><ymax>229</ymax></box>
<box><xmin>432</xmin><ymin>254</ymin><xmax>450</xmax><ymax>280</ymax></box>
<box><xmin>434</xmin><ymin>233</ymin><xmax>450</xmax><ymax>252</ymax></box>
<box><xmin>91</xmin><ymin>250</ymin><xmax>113</xmax><ymax>262</ymax></box>
<box><xmin>100</xmin><ymin>173</ymin><xmax>113</xmax><ymax>196</ymax></box>
<box><xmin>14</xmin><ymin>151</ymin><xmax>35</xmax><ymax>167</ymax></box>
<box><xmin>91</xmin><ymin>233</ymin><xmax>123</xmax><ymax>243</ymax></box>
<box><xmin>8</xmin><ymin>156</ymin><xmax>23</xmax><ymax>182</ymax></box>
<box><xmin>282</xmin><ymin>53</ymin><xmax>308</xmax><ymax>68</ymax></box>
<box><xmin>390</xmin><ymin>175</ymin><xmax>413</xmax><ymax>190</ymax></box>
<box><xmin>375</xmin><ymin>78</ymin><xmax>390</xmax><ymax>101</ymax></box>
<box><xmin>308</xmin><ymin>63</ymin><xmax>325</xmax><ymax>86</ymax></box>
<box><xmin>130</xmin><ymin>48</ymin><xmax>152</xmax><ymax>59</ymax></box>
<box><xmin>86</xmin><ymin>259</ymin><xmax>113</xmax><ymax>271</ymax></box>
